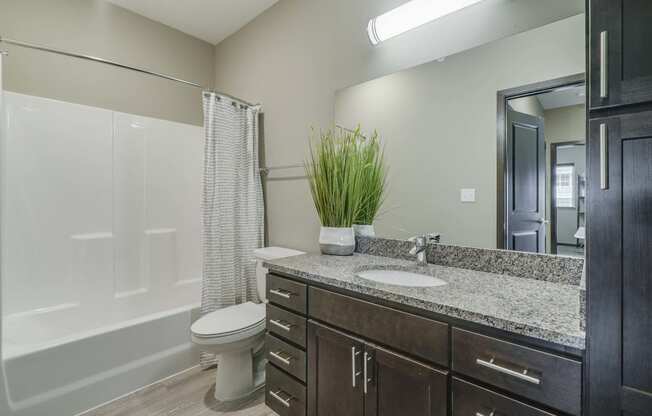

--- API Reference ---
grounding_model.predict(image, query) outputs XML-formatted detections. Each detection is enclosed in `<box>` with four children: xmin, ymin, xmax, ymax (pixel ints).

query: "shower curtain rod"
<box><xmin>0</xmin><ymin>36</ymin><xmax>259</xmax><ymax>107</ymax></box>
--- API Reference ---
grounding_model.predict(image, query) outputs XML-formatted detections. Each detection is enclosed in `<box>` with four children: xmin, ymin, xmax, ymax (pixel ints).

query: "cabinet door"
<box><xmin>587</xmin><ymin>112</ymin><xmax>652</xmax><ymax>416</ymax></box>
<box><xmin>364</xmin><ymin>344</ymin><xmax>447</xmax><ymax>416</ymax></box>
<box><xmin>590</xmin><ymin>0</ymin><xmax>652</xmax><ymax>109</ymax></box>
<box><xmin>307</xmin><ymin>321</ymin><xmax>364</xmax><ymax>416</ymax></box>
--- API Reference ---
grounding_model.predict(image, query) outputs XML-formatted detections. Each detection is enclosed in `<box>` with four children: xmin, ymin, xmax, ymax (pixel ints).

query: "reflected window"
<box><xmin>555</xmin><ymin>164</ymin><xmax>575</xmax><ymax>208</ymax></box>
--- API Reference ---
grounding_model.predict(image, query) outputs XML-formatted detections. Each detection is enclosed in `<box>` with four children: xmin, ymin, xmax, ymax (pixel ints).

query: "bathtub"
<box><xmin>2</xmin><ymin>300</ymin><xmax>201</xmax><ymax>416</ymax></box>
<box><xmin>0</xmin><ymin>92</ymin><xmax>205</xmax><ymax>415</ymax></box>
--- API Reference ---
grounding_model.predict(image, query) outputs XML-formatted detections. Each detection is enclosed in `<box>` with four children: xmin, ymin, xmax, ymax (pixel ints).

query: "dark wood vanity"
<box><xmin>264</xmin><ymin>273</ymin><xmax>583</xmax><ymax>416</ymax></box>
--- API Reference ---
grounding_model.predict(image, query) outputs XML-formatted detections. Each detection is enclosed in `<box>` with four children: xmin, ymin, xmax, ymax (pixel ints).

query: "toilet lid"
<box><xmin>191</xmin><ymin>302</ymin><xmax>265</xmax><ymax>338</ymax></box>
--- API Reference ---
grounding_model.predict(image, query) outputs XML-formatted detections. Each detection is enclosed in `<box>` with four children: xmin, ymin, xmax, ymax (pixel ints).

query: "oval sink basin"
<box><xmin>356</xmin><ymin>269</ymin><xmax>447</xmax><ymax>287</ymax></box>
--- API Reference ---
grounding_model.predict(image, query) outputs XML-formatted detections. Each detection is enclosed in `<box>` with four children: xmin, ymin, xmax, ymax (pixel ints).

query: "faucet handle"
<box><xmin>426</xmin><ymin>233</ymin><xmax>441</xmax><ymax>243</ymax></box>
<box><xmin>408</xmin><ymin>233</ymin><xmax>441</xmax><ymax>244</ymax></box>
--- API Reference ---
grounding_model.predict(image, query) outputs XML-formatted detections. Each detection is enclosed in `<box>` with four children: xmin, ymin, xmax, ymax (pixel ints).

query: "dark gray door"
<box><xmin>506</xmin><ymin>109</ymin><xmax>546</xmax><ymax>253</ymax></box>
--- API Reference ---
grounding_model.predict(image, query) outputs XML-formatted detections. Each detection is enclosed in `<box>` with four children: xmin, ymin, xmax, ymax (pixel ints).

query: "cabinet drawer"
<box><xmin>267</xmin><ymin>333</ymin><xmax>306</xmax><ymax>382</ymax></box>
<box><xmin>452</xmin><ymin>328</ymin><xmax>581</xmax><ymax>415</ymax></box>
<box><xmin>309</xmin><ymin>287</ymin><xmax>449</xmax><ymax>366</ymax></box>
<box><xmin>268</xmin><ymin>274</ymin><xmax>307</xmax><ymax>314</ymax></box>
<box><xmin>452</xmin><ymin>378</ymin><xmax>557</xmax><ymax>416</ymax></box>
<box><xmin>266</xmin><ymin>363</ymin><xmax>306</xmax><ymax>416</ymax></box>
<box><xmin>267</xmin><ymin>304</ymin><xmax>307</xmax><ymax>347</ymax></box>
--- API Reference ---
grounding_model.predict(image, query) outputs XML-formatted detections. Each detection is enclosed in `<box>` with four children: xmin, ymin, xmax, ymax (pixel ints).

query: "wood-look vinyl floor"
<box><xmin>80</xmin><ymin>366</ymin><xmax>275</xmax><ymax>416</ymax></box>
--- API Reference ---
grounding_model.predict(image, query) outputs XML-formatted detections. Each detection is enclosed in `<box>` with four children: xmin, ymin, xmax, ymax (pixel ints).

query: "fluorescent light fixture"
<box><xmin>367</xmin><ymin>0</ymin><xmax>485</xmax><ymax>45</ymax></box>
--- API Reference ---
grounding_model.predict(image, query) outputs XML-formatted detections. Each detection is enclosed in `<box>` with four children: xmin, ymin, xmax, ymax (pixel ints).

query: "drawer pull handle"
<box><xmin>476</xmin><ymin>358</ymin><xmax>541</xmax><ymax>385</ymax></box>
<box><xmin>270</xmin><ymin>288</ymin><xmax>293</xmax><ymax>299</ymax></box>
<box><xmin>269</xmin><ymin>389</ymin><xmax>292</xmax><ymax>408</ymax></box>
<box><xmin>351</xmin><ymin>347</ymin><xmax>361</xmax><ymax>387</ymax></box>
<box><xmin>476</xmin><ymin>412</ymin><xmax>496</xmax><ymax>416</ymax></box>
<box><xmin>269</xmin><ymin>319</ymin><xmax>293</xmax><ymax>332</ymax></box>
<box><xmin>269</xmin><ymin>350</ymin><xmax>293</xmax><ymax>366</ymax></box>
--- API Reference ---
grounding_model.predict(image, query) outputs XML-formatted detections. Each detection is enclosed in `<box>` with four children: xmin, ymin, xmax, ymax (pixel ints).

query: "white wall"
<box><xmin>213</xmin><ymin>0</ymin><xmax>584</xmax><ymax>251</ymax></box>
<box><xmin>333</xmin><ymin>16</ymin><xmax>585</xmax><ymax>248</ymax></box>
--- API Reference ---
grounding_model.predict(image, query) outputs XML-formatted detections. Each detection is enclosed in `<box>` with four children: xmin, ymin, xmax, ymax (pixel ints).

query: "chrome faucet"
<box><xmin>408</xmin><ymin>233</ymin><xmax>441</xmax><ymax>266</ymax></box>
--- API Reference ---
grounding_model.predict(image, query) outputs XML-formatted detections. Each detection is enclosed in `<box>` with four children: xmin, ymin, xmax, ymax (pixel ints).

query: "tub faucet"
<box><xmin>408</xmin><ymin>233</ymin><xmax>441</xmax><ymax>266</ymax></box>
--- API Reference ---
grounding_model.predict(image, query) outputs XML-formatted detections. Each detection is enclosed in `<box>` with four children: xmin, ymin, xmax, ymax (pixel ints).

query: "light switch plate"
<box><xmin>460</xmin><ymin>188</ymin><xmax>476</xmax><ymax>203</ymax></box>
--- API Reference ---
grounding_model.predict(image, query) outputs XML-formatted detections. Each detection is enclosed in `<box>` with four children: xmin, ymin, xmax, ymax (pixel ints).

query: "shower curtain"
<box><xmin>200</xmin><ymin>92</ymin><xmax>264</xmax><ymax>367</ymax></box>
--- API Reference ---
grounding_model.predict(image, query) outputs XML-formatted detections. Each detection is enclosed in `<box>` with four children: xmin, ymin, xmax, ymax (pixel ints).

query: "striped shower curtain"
<box><xmin>200</xmin><ymin>92</ymin><xmax>264</xmax><ymax>367</ymax></box>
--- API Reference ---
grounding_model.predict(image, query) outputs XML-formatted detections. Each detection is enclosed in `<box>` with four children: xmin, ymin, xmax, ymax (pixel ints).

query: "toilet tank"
<box><xmin>253</xmin><ymin>247</ymin><xmax>304</xmax><ymax>302</ymax></box>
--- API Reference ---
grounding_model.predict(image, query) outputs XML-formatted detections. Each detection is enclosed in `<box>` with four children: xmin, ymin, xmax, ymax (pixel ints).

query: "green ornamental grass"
<box><xmin>305</xmin><ymin>127</ymin><xmax>387</xmax><ymax>228</ymax></box>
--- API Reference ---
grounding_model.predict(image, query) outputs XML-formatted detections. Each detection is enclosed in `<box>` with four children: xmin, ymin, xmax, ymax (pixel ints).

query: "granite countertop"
<box><xmin>264</xmin><ymin>253</ymin><xmax>585</xmax><ymax>350</ymax></box>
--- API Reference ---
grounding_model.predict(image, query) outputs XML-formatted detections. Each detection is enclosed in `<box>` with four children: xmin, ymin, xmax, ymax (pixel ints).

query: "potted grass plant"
<box><xmin>353</xmin><ymin>130</ymin><xmax>387</xmax><ymax>237</ymax></box>
<box><xmin>306</xmin><ymin>128</ymin><xmax>366</xmax><ymax>255</ymax></box>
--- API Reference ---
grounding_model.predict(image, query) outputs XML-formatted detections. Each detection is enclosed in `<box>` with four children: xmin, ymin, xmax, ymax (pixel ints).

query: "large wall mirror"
<box><xmin>335</xmin><ymin>13</ymin><xmax>585</xmax><ymax>257</ymax></box>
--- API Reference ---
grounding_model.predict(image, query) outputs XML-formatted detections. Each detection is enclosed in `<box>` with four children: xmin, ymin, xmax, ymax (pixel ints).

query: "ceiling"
<box><xmin>105</xmin><ymin>0</ymin><xmax>279</xmax><ymax>45</ymax></box>
<box><xmin>537</xmin><ymin>85</ymin><xmax>586</xmax><ymax>110</ymax></box>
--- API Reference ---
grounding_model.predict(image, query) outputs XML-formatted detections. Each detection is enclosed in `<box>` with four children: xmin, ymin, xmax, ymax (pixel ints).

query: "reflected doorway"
<box><xmin>497</xmin><ymin>75</ymin><xmax>586</xmax><ymax>257</ymax></box>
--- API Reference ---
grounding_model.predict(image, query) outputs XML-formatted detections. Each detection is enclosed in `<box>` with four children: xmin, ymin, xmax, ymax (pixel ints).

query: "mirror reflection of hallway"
<box><xmin>502</xmin><ymin>81</ymin><xmax>586</xmax><ymax>257</ymax></box>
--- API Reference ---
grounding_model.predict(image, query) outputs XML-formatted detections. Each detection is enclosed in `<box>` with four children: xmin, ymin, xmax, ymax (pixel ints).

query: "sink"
<box><xmin>356</xmin><ymin>269</ymin><xmax>447</xmax><ymax>288</ymax></box>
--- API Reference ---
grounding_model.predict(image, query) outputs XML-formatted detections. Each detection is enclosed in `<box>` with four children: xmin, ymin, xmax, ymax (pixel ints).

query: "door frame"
<box><xmin>550</xmin><ymin>142</ymin><xmax>585</xmax><ymax>254</ymax></box>
<box><xmin>496</xmin><ymin>73</ymin><xmax>585</xmax><ymax>249</ymax></box>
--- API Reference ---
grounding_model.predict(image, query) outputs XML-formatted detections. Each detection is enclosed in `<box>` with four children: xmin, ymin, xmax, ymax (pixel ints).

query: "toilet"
<box><xmin>191</xmin><ymin>247</ymin><xmax>304</xmax><ymax>402</ymax></box>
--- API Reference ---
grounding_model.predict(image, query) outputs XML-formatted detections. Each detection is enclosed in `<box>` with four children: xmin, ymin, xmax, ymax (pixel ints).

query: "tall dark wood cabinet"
<box><xmin>587</xmin><ymin>1</ymin><xmax>652</xmax><ymax>415</ymax></box>
<box><xmin>589</xmin><ymin>0</ymin><xmax>652</xmax><ymax>109</ymax></box>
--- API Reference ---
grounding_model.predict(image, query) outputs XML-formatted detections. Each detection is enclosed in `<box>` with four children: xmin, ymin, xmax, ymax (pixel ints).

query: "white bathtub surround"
<box><xmin>1</xmin><ymin>92</ymin><xmax>202</xmax><ymax>416</ymax></box>
<box><xmin>190</xmin><ymin>247</ymin><xmax>303</xmax><ymax>402</ymax></box>
<box><xmin>353</xmin><ymin>224</ymin><xmax>376</xmax><ymax>238</ymax></box>
<box><xmin>199</xmin><ymin>92</ymin><xmax>264</xmax><ymax>369</ymax></box>
<box><xmin>319</xmin><ymin>227</ymin><xmax>356</xmax><ymax>255</ymax></box>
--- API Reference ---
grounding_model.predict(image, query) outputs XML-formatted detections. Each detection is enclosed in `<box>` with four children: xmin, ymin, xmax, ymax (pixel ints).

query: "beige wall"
<box><xmin>333</xmin><ymin>16</ymin><xmax>585</xmax><ymax>248</ymax></box>
<box><xmin>0</xmin><ymin>0</ymin><xmax>215</xmax><ymax>125</ymax></box>
<box><xmin>545</xmin><ymin>104</ymin><xmax>586</xmax><ymax>144</ymax></box>
<box><xmin>213</xmin><ymin>0</ymin><xmax>583</xmax><ymax>252</ymax></box>
<box><xmin>509</xmin><ymin>96</ymin><xmax>545</xmax><ymax>118</ymax></box>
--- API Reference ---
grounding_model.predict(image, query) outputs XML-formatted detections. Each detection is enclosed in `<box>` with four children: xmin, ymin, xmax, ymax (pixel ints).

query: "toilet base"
<box><xmin>214</xmin><ymin>346</ymin><xmax>266</xmax><ymax>402</ymax></box>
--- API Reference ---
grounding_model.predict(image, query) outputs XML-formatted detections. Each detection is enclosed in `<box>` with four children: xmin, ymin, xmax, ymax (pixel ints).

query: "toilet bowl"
<box><xmin>190</xmin><ymin>246</ymin><xmax>304</xmax><ymax>402</ymax></box>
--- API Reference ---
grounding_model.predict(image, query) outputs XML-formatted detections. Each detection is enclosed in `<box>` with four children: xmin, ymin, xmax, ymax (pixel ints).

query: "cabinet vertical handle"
<box><xmin>600</xmin><ymin>30</ymin><xmax>608</xmax><ymax>98</ymax></box>
<box><xmin>351</xmin><ymin>347</ymin><xmax>361</xmax><ymax>387</ymax></box>
<box><xmin>363</xmin><ymin>351</ymin><xmax>372</xmax><ymax>394</ymax></box>
<box><xmin>600</xmin><ymin>123</ymin><xmax>609</xmax><ymax>190</ymax></box>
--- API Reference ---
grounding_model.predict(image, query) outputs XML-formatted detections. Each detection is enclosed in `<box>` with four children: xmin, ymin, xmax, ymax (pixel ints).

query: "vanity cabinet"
<box><xmin>307</xmin><ymin>321</ymin><xmax>447</xmax><ymax>416</ymax></box>
<box><xmin>363</xmin><ymin>342</ymin><xmax>448</xmax><ymax>416</ymax></box>
<box><xmin>265</xmin><ymin>272</ymin><xmax>583</xmax><ymax>416</ymax></box>
<box><xmin>589</xmin><ymin>0</ymin><xmax>652</xmax><ymax>109</ymax></box>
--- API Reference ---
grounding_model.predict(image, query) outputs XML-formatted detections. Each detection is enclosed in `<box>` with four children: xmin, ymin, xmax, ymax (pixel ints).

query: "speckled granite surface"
<box><xmin>264</xmin><ymin>253</ymin><xmax>585</xmax><ymax>350</ymax></box>
<box><xmin>356</xmin><ymin>237</ymin><xmax>584</xmax><ymax>286</ymax></box>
